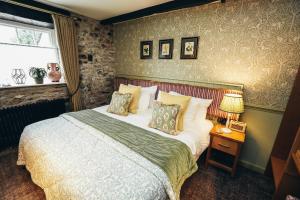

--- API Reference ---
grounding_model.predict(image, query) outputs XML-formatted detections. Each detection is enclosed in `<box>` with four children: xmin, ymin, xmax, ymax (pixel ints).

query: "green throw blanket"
<box><xmin>66</xmin><ymin>109</ymin><xmax>198</xmax><ymax>199</ymax></box>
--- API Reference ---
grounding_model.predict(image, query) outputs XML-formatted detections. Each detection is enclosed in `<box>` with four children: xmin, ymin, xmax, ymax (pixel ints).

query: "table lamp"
<box><xmin>219</xmin><ymin>93</ymin><xmax>244</xmax><ymax>133</ymax></box>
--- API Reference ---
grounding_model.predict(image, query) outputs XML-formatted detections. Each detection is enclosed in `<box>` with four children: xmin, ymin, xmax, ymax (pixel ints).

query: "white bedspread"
<box><xmin>17</xmin><ymin>106</ymin><xmax>212</xmax><ymax>200</ymax></box>
<box><xmin>94</xmin><ymin>105</ymin><xmax>213</xmax><ymax>159</ymax></box>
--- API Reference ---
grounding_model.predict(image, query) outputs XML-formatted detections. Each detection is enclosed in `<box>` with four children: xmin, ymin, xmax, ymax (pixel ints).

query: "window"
<box><xmin>0</xmin><ymin>20</ymin><xmax>63</xmax><ymax>87</ymax></box>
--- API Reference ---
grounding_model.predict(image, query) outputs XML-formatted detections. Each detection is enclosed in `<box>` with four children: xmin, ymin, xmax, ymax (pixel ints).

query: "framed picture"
<box><xmin>140</xmin><ymin>41</ymin><xmax>153</xmax><ymax>59</ymax></box>
<box><xmin>159</xmin><ymin>39</ymin><xmax>173</xmax><ymax>59</ymax></box>
<box><xmin>180</xmin><ymin>37</ymin><xmax>199</xmax><ymax>59</ymax></box>
<box><xmin>229</xmin><ymin>120</ymin><xmax>247</xmax><ymax>133</ymax></box>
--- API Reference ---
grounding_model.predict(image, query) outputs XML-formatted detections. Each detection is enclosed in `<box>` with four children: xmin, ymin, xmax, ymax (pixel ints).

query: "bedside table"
<box><xmin>205</xmin><ymin>124</ymin><xmax>245</xmax><ymax>177</ymax></box>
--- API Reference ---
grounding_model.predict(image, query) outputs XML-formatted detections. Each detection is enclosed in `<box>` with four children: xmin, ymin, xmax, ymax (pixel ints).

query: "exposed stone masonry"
<box><xmin>0</xmin><ymin>84</ymin><xmax>68</xmax><ymax>108</ymax></box>
<box><xmin>0</xmin><ymin>14</ymin><xmax>115</xmax><ymax>110</ymax></box>
<box><xmin>74</xmin><ymin>15</ymin><xmax>115</xmax><ymax>109</ymax></box>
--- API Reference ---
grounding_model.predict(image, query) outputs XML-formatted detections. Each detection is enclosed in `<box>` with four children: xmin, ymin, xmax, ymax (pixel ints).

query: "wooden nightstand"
<box><xmin>205</xmin><ymin>124</ymin><xmax>245</xmax><ymax>177</ymax></box>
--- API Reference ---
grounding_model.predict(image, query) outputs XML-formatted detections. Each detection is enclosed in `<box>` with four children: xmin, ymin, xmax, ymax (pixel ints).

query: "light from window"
<box><xmin>0</xmin><ymin>20</ymin><xmax>63</xmax><ymax>87</ymax></box>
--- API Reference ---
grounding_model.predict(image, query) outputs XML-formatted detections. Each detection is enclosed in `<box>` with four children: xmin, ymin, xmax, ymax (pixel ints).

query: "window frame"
<box><xmin>0</xmin><ymin>19</ymin><xmax>64</xmax><ymax>88</ymax></box>
<box><xmin>0</xmin><ymin>19</ymin><xmax>58</xmax><ymax>48</ymax></box>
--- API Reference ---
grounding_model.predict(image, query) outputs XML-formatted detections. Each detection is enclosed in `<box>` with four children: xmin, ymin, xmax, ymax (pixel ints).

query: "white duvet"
<box><xmin>17</xmin><ymin>106</ymin><xmax>212</xmax><ymax>200</ymax></box>
<box><xmin>94</xmin><ymin>105</ymin><xmax>213</xmax><ymax>159</ymax></box>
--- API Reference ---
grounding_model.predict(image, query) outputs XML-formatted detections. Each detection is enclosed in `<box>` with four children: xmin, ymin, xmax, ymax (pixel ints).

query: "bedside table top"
<box><xmin>210</xmin><ymin>124</ymin><xmax>245</xmax><ymax>143</ymax></box>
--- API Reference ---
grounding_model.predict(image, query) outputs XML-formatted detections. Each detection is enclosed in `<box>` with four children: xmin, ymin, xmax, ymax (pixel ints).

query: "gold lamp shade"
<box><xmin>219</xmin><ymin>93</ymin><xmax>244</xmax><ymax>133</ymax></box>
<box><xmin>220</xmin><ymin>93</ymin><xmax>244</xmax><ymax>114</ymax></box>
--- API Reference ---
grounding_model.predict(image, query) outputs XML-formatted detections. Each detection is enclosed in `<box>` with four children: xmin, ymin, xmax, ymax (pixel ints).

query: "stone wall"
<box><xmin>0</xmin><ymin>14</ymin><xmax>115</xmax><ymax>110</ymax></box>
<box><xmin>74</xmin><ymin>15</ymin><xmax>115</xmax><ymax>109</ymax></box>
<box><xmin>0</xmin><ymin>84</ymin><xmax>68</xmax><ymax>108</ymax></box>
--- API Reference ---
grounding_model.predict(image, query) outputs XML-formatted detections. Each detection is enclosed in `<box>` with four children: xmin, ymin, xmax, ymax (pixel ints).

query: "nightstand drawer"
<box><xmin>211</xmin><ymin>136</ymin><xmax>238</xmax><ymax>155</ymax></box>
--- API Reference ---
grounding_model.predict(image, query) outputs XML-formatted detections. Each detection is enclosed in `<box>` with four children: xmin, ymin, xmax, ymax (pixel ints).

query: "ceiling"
<box><xmin>36</xmin><ymin>0</ymin><xmax>172</xmax><ymax>20</ymax></box>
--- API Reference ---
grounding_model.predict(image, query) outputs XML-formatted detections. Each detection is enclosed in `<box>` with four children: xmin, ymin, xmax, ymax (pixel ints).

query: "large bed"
<box><xmin>17</xmin><ymin>78</ymin><xmax>243</xmax><ymax>200</ymax></box>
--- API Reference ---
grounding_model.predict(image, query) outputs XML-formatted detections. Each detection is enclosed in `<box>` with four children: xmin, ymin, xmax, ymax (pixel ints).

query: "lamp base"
<box><xmin>220</xmin><ymin>127</ymin><xmax>232</xmax><ymax>134</ymax></box>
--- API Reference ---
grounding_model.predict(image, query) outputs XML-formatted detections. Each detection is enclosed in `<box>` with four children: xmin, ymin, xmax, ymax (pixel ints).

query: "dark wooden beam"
<box><xmin>12</xmin><ymin>0</ymin><xmax>70</xmax><ymax>15</ymax></box>
<box><xmin>0</xmin><ymin>0</ymin><xmax>70</xmax><ymax>24</ymax></box>
<box><xmin>101</xmin><ymin>0</ymin><xmax>224</xmax><ymax>25</ymax></box>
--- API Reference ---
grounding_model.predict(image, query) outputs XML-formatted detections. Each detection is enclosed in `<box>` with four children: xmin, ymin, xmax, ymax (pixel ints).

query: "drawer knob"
<box><xmin>218</xmin><ymin>143</ymin><xmax>230</xmax><ymax>148</ymax></box>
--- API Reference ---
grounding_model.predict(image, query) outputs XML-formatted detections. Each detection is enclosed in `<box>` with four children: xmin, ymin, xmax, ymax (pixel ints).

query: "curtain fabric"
<box><xmin>52</xmin><ymin>14</ymin><xmax>82</xmax><ymax>111</ymax></box>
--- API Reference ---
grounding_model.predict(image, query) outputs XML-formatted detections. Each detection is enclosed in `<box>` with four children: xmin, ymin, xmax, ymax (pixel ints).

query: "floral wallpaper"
<box><xmin>113</xmin><ymin>0</ymin><xmax>300</xmax><ymax>111</ymax></box>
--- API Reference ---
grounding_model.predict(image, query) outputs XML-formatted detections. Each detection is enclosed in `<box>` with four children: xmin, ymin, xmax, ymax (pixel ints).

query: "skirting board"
<box><xmin>239</xmin><ymin>159</ymin><xmax>265</xmax><ymax>174</ymax></box>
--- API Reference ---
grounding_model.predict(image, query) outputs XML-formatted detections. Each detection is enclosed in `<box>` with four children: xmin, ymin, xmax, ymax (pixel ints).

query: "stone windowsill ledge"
<box><xmin>0</xmin><ymin>82</ymin><xmax>67</xmax><ymax>91</ymax></box>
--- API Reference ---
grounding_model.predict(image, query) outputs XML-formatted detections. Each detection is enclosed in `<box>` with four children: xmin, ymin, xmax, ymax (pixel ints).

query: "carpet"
<box><xmin>0</xmin><ymin>148</ymin><xmax>274</xmax><ymax>200</ymax></box>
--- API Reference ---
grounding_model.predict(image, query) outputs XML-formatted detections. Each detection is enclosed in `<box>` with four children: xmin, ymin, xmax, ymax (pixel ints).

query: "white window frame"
<box><xmin>0</xmin><ymin>19</ymin><xmax>58</xmax><ymax>49</ymax></box>
<box><xmin>0</xmin><ymin>19</ymin><xmax>63</xmax><ymax>87</ymax></box>
<box><xmin>0</xmin><ymin>19</ymin><xmax>61</xmax><ymax>64</ymax></box>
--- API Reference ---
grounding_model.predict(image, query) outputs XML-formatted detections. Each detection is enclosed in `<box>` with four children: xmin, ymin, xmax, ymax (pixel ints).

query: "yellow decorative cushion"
<box><xmin>157</xmin><ymin>91</ymin><xmax>191</xmax><ymax>131</ymax></box>
<box><xmin>119</xmin><ymin>84</ymin><xmax>141</xmax><ymax>113</ymax></box>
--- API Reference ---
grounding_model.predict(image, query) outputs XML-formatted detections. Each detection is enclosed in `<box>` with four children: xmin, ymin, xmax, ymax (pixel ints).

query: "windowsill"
<box><xmin>0</xmin><ymin>82</ymin><xmax>67</xmax><ymax>90</ymax></box>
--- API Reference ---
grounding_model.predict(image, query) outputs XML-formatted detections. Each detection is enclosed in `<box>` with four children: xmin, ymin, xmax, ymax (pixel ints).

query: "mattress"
<box><xmin>17</xmin><ymin>106</ymin><xmax>213</xmax><ymax>200</ymax></box>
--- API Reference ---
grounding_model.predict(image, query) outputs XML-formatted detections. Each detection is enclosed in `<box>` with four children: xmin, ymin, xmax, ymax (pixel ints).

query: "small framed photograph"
<box><xmin>229</xmin><ymin>120</ymin><xmax>247</xmax><ymax>133</ymax></box>
<box><xmin>140</xmin><ymin>41</ymin><xmax>153</xmax><ymax>59</ymax></box>
<box><xmin>159</xmin><ymin>39</ymin><xmax>173</xmax><ymax>59</ymax></box>
<box><xmin>180</xmin><ymin>37</ymin><xmax>199</xmax><ymax>59</ymax></box>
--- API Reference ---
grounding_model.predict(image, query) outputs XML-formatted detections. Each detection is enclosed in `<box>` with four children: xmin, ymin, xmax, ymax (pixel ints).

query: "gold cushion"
<box><xmin>158</xmin><ymin>92</ymin><xmax>191</xmax><ymax>131</ymax></box>
<box><xmin>119</xmin><ymin>84</ymin><xmax>141</xmax><ymax>113</ymax></box>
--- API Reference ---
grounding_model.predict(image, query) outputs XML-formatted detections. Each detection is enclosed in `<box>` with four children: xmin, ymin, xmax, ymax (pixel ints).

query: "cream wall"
<box><xmin>113</xmin><ymin>0</ymin><xmax>300</xmax><ymax>172</ymax></box>
<box><xmin>239</xmin><ymin>107</ymin><xmax>283</xmax><ymax>172</ymax></box>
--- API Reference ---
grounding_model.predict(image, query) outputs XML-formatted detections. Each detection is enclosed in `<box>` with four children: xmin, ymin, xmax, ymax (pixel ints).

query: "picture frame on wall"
<box><xmin>140</xmin><ymin>40</ymin><xmax>153</xmax><ymax>59</ymax></box>
<box><xmin>180</xmin><ymin>37</ymin><xmax>199</xmax><ymax>59</ymax></box>
<box><xmin>159</xmin><ymin>39</ymin><xmax>174</xmax><ymax>59</ymax></box>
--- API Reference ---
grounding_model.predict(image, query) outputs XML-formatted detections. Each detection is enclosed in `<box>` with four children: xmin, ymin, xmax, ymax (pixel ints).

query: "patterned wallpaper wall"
<box><xmin>114</xmin><ymin>0</ymin><xmax>300</xmax><ymax>111</ymax></box>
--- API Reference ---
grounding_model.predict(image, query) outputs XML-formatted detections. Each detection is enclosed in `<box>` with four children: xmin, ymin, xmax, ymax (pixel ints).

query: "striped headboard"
<box><xmin>115</xmin><ymin>77</ymin><xmax>243</xmax><ymax>120</ymax></box>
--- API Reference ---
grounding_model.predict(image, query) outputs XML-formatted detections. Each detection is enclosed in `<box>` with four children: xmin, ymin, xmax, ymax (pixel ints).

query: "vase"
<box><xmin>47</xmin><ymin>63</ymin><xmax>61</xmax><ymax>82</ymax></box>
<box><xmin>34</xmin><ymin>78</ymin><xmax>44</xmax><ymax>84</ymax></box>
<box><xmin>11</xmin><ymin>68</ymin><xmax>26</xmax><ymax>84</ymax></box>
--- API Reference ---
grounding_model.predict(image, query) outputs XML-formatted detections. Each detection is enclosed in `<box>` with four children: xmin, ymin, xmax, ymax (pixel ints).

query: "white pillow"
<box><xmin>194</xmin><ymin>98</ymin><xmax>213</xmax><ymax>121</ymax></box>
<box><xmin>129</xmin><ymin>84</ymin><xmax>157</xmax><ymax>112</ymax></box>
<box><xmin>157</xmin><ymin>90</ymin><xmax>163</xmax><ymax>101</ymax></box>
<box><xmin>169</xmin><ymin>91</ymin><xmax>213</xmax><ymax>123</ymax></box>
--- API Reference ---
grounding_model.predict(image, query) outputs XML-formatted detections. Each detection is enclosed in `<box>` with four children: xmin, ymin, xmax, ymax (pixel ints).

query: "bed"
<box><xmin>17</xmin><ymin>77</ymin><xmax>243</xmax><ymax>200</ymax></box>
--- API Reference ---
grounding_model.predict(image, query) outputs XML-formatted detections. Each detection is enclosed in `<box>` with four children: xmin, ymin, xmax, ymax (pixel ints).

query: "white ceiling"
<box><xmin>36</xmin><ymin>0</ymin><xmax>172</xmax><ymax>20</ymax></box>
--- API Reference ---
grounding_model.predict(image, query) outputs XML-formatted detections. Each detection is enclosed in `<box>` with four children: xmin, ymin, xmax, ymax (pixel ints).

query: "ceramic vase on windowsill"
<box><xmin>47</xmin><ymin>63</ymin><xmax>61</xmax><ymax>82</ymax></box>
<box><xmin>11</xmin><ymin>68</ymin><xmax>26</xmax><ymax>85</ymax></box>
<box><xmin>29</xmin><ymin>67</ymin><xmax>47</xmax><ymax>84</ymax></box>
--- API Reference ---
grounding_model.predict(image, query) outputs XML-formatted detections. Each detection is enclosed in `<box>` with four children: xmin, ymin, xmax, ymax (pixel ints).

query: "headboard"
<box><xmin>115</xmin><ymin>77</ymin><xmax>243</xmax><ymax>120</ymax></box>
